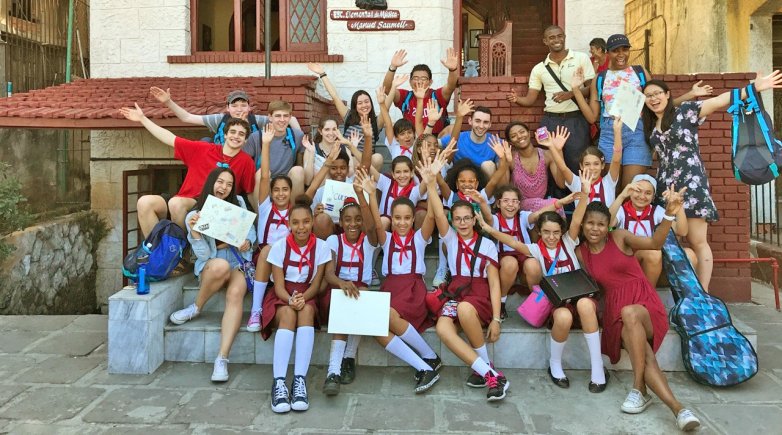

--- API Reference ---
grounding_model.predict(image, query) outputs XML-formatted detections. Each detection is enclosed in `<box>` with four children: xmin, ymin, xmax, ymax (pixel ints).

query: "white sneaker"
<box><xmin>211</xmin><ymin>356</ymin><xmax>229</xmax><ymax>382</ymax></box>
<box><xmin>620</xmin><ymin>388</ymin><xmax>652</xmax><ymax>414</ymax></box>
<box><xmin>246</xmin><ymin>309</ymin><xmax>261</xmax><ymax>332</ymax></box>
<box><xmin>371</xmin><ymin>270</ymin><xmax>381</xmax><ymax>287</ymax></box>
<box><xmin>432</xmin><ymin>264</ymin><xmax>449</xmax><ymax>287</ymax></box>
<box><xmin>169</xmin><ymin>303</ymin><xmax>200</xmax><ymax>325</ymax></box>
<box><xmin>676</xmin><ymin>409</ymin><xmax>701</xmax><ymax>431</ymax></box>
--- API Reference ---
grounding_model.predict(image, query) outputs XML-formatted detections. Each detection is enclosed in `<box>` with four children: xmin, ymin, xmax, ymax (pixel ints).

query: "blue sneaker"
<box><xmin>291</xmin><ymin>375</ymin><xmax>309</xmax><ymax>411</ymax></box>
<box><xmin>270</xmin><ymin>377</ymin><xmax>291</xmax><ymax>413</ymax></box>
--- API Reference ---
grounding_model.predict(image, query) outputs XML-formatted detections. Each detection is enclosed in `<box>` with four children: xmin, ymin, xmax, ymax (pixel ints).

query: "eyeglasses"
<box><xmin>500</xmin><ymin>198</ymin><xmax>520</xmax><ymax>204</ymax></box>
<box><xmin>644</xmin><ymin>90</ymin><xmax>666</xmax><ymax>99</ymax></box>
<box><xmin>452</xmin><ymin>216</ymin><xmax>474</xmax><ymax>224</ymax></box>
<box><xmin>411</xmin><ymin>76</ymin><xmax>430</xmax><ymax>82</ymax></box>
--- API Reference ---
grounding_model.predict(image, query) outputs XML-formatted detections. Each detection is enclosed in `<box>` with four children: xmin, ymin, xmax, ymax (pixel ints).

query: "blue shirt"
<box><xmin>440</xmin><ymin>131</ymin><xmax>498</xmax><ymax>166</ymax></box>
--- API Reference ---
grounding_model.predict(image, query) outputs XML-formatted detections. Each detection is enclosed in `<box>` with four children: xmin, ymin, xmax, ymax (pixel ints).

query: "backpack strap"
<box><xmin>632</xmin><ymin>65</ymin><xmax>647</xmax><ymax>87</ymax></box>
<box><xmin>285</xmin><ymin>127</ymin><xmax>296</xmax><ymax>152</ymax></box>
<box><xmin>596</xmin><ymin>70</ymin><xmax>607</xmax><ymax>115</ymax></box>
<box><xmin>400</xmin><ymin>91</ymin><xmax>413</xmax><ymax>113</ymax></box>
<box><xmin>212</xmin><ymin>113</ymin><xmax>232</xmax><ymax>144</ymax></box>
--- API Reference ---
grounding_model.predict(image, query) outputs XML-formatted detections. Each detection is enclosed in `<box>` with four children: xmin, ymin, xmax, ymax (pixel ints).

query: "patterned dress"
<box><xmin>649</xmin><ymin>101</ymin><xmax>719</xmax><ymax>222</ymax></box>
<box><xmin>512</xmin><ymin>148</ymin><xmax>558</xmax><ymax>212</ymax></box>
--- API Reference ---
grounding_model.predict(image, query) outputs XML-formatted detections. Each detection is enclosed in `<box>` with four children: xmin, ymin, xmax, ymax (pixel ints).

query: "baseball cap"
<box><xmin>631</xmin><ymin>174</ymin><xmax>657</xmax><ymax>193</ymax></box>
<box><xmin>227</xmin><ymin>90</ymin><xmax>250</xmax><ymax>104</ymax></box>
<box><xmin>606</xmin><ymin>34</ymin><xmax>631</xmax><ymax>51</ymax></box>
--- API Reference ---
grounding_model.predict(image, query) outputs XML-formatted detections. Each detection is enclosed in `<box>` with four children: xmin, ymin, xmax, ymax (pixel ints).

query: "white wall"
<box><xmin>564</xmin><ymin>0</ymin><xmax>625</xmax><ymax>54</ymax></box>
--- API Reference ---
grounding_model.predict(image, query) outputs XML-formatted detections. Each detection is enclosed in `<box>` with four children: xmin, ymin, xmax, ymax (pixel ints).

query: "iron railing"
<box><xmin>750</xmin><ymin>181</ymin><xmax>781</xmax><ymax>246</ymax></box>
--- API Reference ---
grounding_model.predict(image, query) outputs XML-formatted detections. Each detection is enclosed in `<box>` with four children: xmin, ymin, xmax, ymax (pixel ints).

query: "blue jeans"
<box><xmin>598</xmin><ymin>117</ymin><xmax>652</xmax><ymax>166</ymax></box>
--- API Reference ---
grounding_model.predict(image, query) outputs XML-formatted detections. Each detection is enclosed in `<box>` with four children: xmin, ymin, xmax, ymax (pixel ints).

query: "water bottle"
<box><xmin>136</xmin><ymin>252</ymin><xmax>150</xmax><ymax>295</ymax></box>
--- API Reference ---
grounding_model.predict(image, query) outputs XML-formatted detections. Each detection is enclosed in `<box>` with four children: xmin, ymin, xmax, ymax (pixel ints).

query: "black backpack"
<box><xmin>728</xmin><ymin>83</ymin><xmax>782</xmax><ymax>185</ymax></box>
<box><xmin>122</xmin><ymin>219</ymin><xmax>187</xmax><ymax>282</ymax></box>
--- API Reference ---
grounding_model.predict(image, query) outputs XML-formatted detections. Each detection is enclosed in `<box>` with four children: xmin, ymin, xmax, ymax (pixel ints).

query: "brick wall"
<box><xmin>458</xmin><ymin>73</ymin><xmax>754</xmax><ymax>302</ymax></box>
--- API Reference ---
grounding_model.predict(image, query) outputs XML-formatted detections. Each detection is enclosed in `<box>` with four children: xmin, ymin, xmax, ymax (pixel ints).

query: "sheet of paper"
<box><xmin>194</xmin><ymin>195</ymin><xmax>257</xmax><ymax>248</ymax></box>
<box><xmin>608</xmin><ymin>82</ymin><xmax>646</xmax><ymax>131</ymax></box>
<box><xmin>328</xmin><ymin>290</ymin><xmax>390</xmax><ymax>337</ymax></box>
<box><xmin>321</xmin><ymin>179</ymin><xmax>369</xmax><ymax>222</ymax></box>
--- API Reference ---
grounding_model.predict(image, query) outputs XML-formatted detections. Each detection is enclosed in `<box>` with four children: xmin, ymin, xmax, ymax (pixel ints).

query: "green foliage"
<box><xmin>0</xmin><ymin>162</ymin><xmax>32</xmax><ymax>261</ymax></box>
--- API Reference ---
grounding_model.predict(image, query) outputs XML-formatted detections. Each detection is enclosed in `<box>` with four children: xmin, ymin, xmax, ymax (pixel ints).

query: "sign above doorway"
<box><xmin>330</xmin><ymin>7</ymin><xmax>415</xmax><ymax>32</ymax></box>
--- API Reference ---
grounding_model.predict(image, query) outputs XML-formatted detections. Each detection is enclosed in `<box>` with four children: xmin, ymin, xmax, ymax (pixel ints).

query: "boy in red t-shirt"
<box><xmin>119</xmin><ymin>104</ymin><xmax>256</xmax><ymax>240</ymax></box>
<box><xmin>381</xmin><ymin>48</ymin><xmax>460</xmax><ymax>137</ymax></box>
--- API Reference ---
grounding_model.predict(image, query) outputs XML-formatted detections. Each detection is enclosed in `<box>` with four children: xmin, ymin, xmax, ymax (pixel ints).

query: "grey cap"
<box><xmin>227</xmin><ymin>90</ymin><xmax>250</xmax><ymax>104</ymax></box>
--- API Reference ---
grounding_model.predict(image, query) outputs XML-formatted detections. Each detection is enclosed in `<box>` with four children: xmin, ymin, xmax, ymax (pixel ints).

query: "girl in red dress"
<box><xmin>576</xmin><ymin>187</ymin><xmax>701</xmax><ymax>431</ymax></box>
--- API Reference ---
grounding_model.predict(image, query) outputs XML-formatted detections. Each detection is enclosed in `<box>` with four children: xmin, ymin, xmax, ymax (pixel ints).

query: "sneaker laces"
<box><xmin>678</xmin><ymin>409</ymin><xmax>695</xmax><ymax>420</ymax></box>
<box><xmin>484</xmin><ymin>373</ymin><xmax>498</xmax><ymax>388</ymax></box>
<box><xmin>249</xmin><ymin>310</ymin><xmax>261</xmax><ymax>323</ymax></box>
<box><xmin>293</xmin><ymin>377</ymin><xmax>307</xmax><ymax>398</ymax></box>
<box><xmin>273</xmin><ymin>379</ymin><xmax>288</xmax><ymax>401</ymax></box>
<box><xmin>214</xmin><ymin>357</ymin><xmax>228</xmax><ymax>371</ymax></box>
<box><xmin>626</xmin><ymin>389</ymin><xmax>643</xmax><ymax>406</ymax></box>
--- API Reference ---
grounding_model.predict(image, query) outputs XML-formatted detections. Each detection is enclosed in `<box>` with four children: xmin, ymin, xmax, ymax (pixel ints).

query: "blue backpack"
<box><xmin>400</xmin><ymin>90</ymin><xmax>450</xmax><ymax>127</ymax></box>
<box><xmin>122</xmin><ymin>219</ymin><xmax>187</xmax><ymax>282</ymax></box>
<box><xmin>727</xmin><ymin>83</ymin><xmax>782</xmax><ymax>185</ymax></box>
<box><xmin>212</xmin><ymin>113</ymin><xmax>260</xmax><ymax>145</ymax></box>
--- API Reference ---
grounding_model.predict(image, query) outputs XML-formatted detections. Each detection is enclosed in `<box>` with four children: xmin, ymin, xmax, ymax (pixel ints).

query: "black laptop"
<box><xmin>540</xmin><ymin>269</ymin><xmax>601</xmax><ymax>306</ymax></box>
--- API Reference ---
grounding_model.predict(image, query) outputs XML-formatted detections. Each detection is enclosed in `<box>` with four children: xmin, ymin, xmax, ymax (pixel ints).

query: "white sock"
<box><xmin>328</xmin><ymin>339</ymin><xmax>346</xmax><ymax>375</ymax></box>
<box><xmin>549</xmin><ymin>336</ymin><xmax>567</xmax><ymax>379</ymax></box>
<box><xmin>470</xmin><ymin>357</ymin><xmax>492</xmax><ymax>377</ymax></box>
<box><xmin>584</xmin><ymin>331</ymin><xmax>606</xmax><ymax>384</ymax></box>
<box><xmin>474</xmin><ymin>344</ymin><xmax>490</xmax><ymax>364</ymax></box>
<box><xmin>272</xmin><ymin>329</ymin><xmax>294</xmax><ymax>379</ymax></box>
<box><xmin>501</xmin><ymin>295</ymin><xmax>507</xmax><ymax>303</ymax></box>
<box><xmin>344</xmin><ymin>335</ymin><xmax>361</xmax><ymax>358</ymax></box>
<box><xmin>385</xmin><ymin>336</ymin><xmax>430</xmax><ymax>371</ymax></box>
<box><xmin>294</xmin><ymin>326</ymin><xmax>315</xmax><ymax>377</ymax></box>
<box><xmin>251</xmin><ymin>280</ymin><xmax>267</xmax><ymax>313</ymax></box>
<box><xmin>400</xmin><ymin>324</ymin><xmax>437</xmax><ymax>359</ymax></box>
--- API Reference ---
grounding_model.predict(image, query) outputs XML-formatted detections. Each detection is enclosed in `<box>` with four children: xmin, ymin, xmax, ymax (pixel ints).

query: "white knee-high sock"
<box><xmin>344</xmin><ymin>335</ymin><xmax>361</xmax><ymax>358</ymax></box>
<box><xmin>584</xmin><ymin>331</ymin><xmax>606</xmax><ymax>384</ymax></box>
<box><xmin>400</xmin><ymin>324</ymin><xmax>437</xmax><ymax>359</ymax></box>
<box><xmin>328</xmin><ymin>339</ymin><xmax>347</xmax><ymax>375</ymax></box>
<box><xmin>385</xmin><ymin>336</ymin><xmax>430</xmax><ymax>371</ymax></box>
<box><xmin>294</xmin><ymin>326</ymin><xmax>315</xmax><ymax>377</ymax></box>
<box><xmin>251</xmin><ymin>280</ymin><xmax>267</xmax><ymax>313</ymax></box>
<box><xmin>549</xmin><ymin>335</ymin><xmax>567</xmax><ymax>379</ymax></box>
<box><xmin>470</xmin><ymin>357</ymin><xmax>492</xmax><ymax>377</ymax></box>
<box><xmin>474</xmin><ymin>344</ymin><xmax>490</xmax><ymax>364</ymax></box>
<box><xmin>272</xmin><ymin>329</ymin><xmax>294</xmax><ymax>379</ymax></box>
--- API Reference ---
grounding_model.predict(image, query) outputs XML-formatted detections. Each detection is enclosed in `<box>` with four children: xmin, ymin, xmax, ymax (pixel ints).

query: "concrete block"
<box><xmin>205</xmin><ymin>330</ymin><xmax>255</xmax><ymax>364</ymax></box>
<box><xmin>164</xmin><ymin>329</ymin><xmax>205</xmax><ymax>362</ymax></box>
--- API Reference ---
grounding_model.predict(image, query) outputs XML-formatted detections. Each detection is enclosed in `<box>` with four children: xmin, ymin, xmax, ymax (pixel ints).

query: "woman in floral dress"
<box><xmin>640</xmin><ymin>71</ymin><xmax>782</xmax><ymax>290</ymax></box>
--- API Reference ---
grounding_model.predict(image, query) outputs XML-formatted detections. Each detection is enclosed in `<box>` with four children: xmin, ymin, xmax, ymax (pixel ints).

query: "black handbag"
<box><xmin>539</xmin><ymin>269</ymin><xmax>600</xmax><ymax>306</ymax></box>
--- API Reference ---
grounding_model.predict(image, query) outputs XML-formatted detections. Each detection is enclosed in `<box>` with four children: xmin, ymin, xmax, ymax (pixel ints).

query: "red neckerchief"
<box><xmin>457</xmin><ymin>232</ymin><xmax>479</xmax><ymax>272</ymax></box>
<box><xmin>391</xmin><ymin>180</ymin><xmax>415</xmax><ymax>199</ymax></box>
<box><xmin>588</xmin><ymin>177</ymin><xmax>603</xmax><ymax>202</ymax></box>
<box><xmin>537</xmin><ymin>239</ymin><xmax>563</xmax><ymax>275</ymax></box>
<box><xmin>271</xmin><ymin>203</ymin><xmax>289</xmax><ymax>228</ymax></box>
<box><xmin>496</xmin><ymin>212</ymin><xmax>520</xmax><ymax>240</ymax></box>
<box><xmin>399</xmin><ymin>144</ymin><xmax>413</xmax><ymax>157</ymax></box>
<box><xmin>286</xmin><ymin>233</ymin><xmax>316</xmax><ymax>274</ymax></box>
<box><xmin>342</xmin><ymin>233</ymin><xmax>365</xmax><ymax>265</ymax></box>
<box><xmin>391</xmin><ymin>230</ymin><xmax>414</xmax><ymax>264</ymax></box>
<box><xmin>623</xmin><ymin>200</ymin><xmax>653</xmax><ymax>236</ymax></box>
<box><xmin>457</xmin><ymin>191</ymin><xmax>476</xmax><ymax>203</ymax></box>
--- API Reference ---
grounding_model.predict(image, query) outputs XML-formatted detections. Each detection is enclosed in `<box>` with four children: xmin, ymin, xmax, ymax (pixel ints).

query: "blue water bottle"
<box><xmin>136</xmin><ymin>253</ymin><xmax>150</xmax><ymax>295</ymax></box>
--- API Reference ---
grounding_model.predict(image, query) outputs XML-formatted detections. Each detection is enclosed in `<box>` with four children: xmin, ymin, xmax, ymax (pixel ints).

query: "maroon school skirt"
<box><xmin>318</xmin><ymin>281</ymin><xmax>368</xmax><ymax>326</ymax></box>
<box><xmin>260</xmin><ymin>281</ymin><xmax>318</xmax><ymax>340</ymax></box>
<box><xmin>380</xmin><ymin>273</ymin><xmax>433</xmax><ymax>332</ymax></box>
<box><xmin>499</xmin><ymin>251</ymin><xmax>531</xmax><ymax>271</ymax></box>
<box><xmin>441</xmin><ymin>275</ymin><xmax>493</xmax><ymax>326</ymax></box>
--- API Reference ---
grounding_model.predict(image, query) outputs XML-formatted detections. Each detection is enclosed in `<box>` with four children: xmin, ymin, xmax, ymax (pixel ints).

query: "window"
<box><xmin>10</xmin><ymin>0</ymin><xmax>34</xmax><ymax>22</ymax></box>
<box><xmin>191</xmin><ymin>0</ymin><xmax>326</xmax><ymax>54</ymax></box>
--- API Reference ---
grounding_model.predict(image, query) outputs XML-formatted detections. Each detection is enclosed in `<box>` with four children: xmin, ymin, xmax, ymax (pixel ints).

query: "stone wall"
<box><xmin>0</xmin><ymin>211</ymin><xmax>108</xmax><ymax>314</ymax></box>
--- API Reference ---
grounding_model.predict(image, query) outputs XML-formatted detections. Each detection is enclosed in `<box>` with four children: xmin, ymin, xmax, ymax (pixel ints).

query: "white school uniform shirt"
<box><xmin>442</xmin><ymin>228</ymin><xmax>499</xmax><ymax>278</ymax></box>
<box><xmin>256</xmin><ymin>198</ymin><xmax>290</xmax><ymax>246</ymax></box>
<box><xmin>491</xmin><ymin>210</ymin><xmax>534</xmax><ymax>254</ymax></box>
<box><xmin>615</xmin><ymin>204</ymin><xmax>666</xmax><ymax>237</ymax></box>
<box><xmin>526</xmin><ymin>234</ymin><xmax>581</xmax><ymax>275</ymax></box>
<box><xmin>386</xmin><ymin>136</ymin><xmax>415</xmax><ymax>160</ymax></box>
<box><xmin>381</xmin><ymin>229</ymin><xmax>431</xmax><ymax>276</ymax></box>
<box><xmin>326</xmin><ymin>233</ymin><xmax>378</xmax><ymax>286</ymax></box>
<box><xmin>566</xmin><ymin>173</ymin><xmax>618</xmax><ymax>207</ymax></box>
<box><xmin>377</xmin><ymin>174</ymin><xmax>421</xmax><ymax>216</ymax></box>
<box><xmin>267</xmin><ymin>236</ymin><xmax>331</xmax><ymax>283</ymax></box>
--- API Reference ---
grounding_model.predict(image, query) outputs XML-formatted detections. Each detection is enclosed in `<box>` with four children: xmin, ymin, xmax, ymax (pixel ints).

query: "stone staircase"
<box><xmin>107</xmin><ymin>242</ymin><xmax>758</xmax><ymax>374</ymax></box>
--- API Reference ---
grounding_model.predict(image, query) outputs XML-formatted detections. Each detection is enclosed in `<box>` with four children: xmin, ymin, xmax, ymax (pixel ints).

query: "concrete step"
<box><xmin>163</xmin><ymin>288</ymin><xmax>756</xmax><ymax>371</ymax></box>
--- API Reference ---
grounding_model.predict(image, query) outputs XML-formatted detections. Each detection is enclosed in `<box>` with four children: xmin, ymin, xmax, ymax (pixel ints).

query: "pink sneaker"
<box><xmin>246</xmin><ymin>310</ymin><xmax>261</xmax><ymax>332</ymax></box>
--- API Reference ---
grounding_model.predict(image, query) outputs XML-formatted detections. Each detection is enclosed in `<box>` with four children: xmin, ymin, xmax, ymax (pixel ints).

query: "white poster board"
<box><xmin>327</xmin><ymin>290</ymin><xmax>391</xmax><ymax>337</ymax></box>
<box><xmin>321</xmin><ymin>179</ymin><xmax>369</xmax><ymax>222</ymax></box>
<box><xmin>194</xmin><ymin>195</ymin><xmax>257</xmax><ymax>248</ymax></box>
<box><xmin>608</xmin><ymin>82</ymin><xmax>646</xmax><ymax>131</ymax></box>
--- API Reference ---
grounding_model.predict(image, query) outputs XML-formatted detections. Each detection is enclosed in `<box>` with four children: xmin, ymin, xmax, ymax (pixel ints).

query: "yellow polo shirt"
<box><xmin>528</xmin><ymin>50</ymin><xmax>595</xmax><ymax>113</ymax></box>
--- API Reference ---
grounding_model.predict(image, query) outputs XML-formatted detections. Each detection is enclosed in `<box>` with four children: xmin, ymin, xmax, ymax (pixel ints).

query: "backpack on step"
<box><xmin>728</xmin><ymin>83</ymin><xmax>782</xmax><ymax>185</ymax></box>
<box><xmin>122</xmin><ymin>219</ymin><xmax>188</xmax><ymax>282</ymax></box>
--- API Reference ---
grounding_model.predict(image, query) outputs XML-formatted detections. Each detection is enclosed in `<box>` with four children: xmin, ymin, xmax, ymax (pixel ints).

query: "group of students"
<box><xmin>118</xmin><ymin>35</ymin><xmax>782</xmax><ymax>430</ymax></box>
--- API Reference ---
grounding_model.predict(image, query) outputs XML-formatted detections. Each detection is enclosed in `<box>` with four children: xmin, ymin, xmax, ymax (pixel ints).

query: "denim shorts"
<box><xmin>597</xmin><ymin>117</ymin><xmax>652</xmax><ymax>166</ymax></box>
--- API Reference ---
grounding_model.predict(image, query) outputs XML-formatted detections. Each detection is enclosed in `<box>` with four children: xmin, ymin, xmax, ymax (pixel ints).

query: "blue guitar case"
<box><xmin>661</xmin><ymin>230</ymin><xmax>758</xmax><ymax>387</ymax></box>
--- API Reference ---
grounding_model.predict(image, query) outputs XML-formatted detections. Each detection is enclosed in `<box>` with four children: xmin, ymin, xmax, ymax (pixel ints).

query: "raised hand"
<box><xmin>426</xmin><ymin>99</ymin><xmax>443</xmax><ymax>123</ymax></box>
<box><xmin>505</xmin><ymin>88</ymin><xmax>518</xmax><ymax>104</ymax></box>
<box><xmin>306</xmin><ymin>62</ymin><xmax>324</xmax><ymax>76</ymax></box>
<box><xmin>118</xmin><ymin>103</ymin><xmax>145</xmax><ymax>122</ymax></box>
<box><xmin>464</xmin><ymin>188</ymin><xmax>485</xmax><ymax>205</ymax></box>
<box><xmin>548</xmin><ymin>125</ymin><xmax>570</xmax><ymax>151</ymax></box>
<box><xmin>346</xmin><ymin>130</ymin><xmax>361</xmax><ymax>148</ymax></box>
<box><xmin>360</xmin><ymin>113</ymin><xmax>372</xmax><ymax>133</ymax></box>
<box><xmin>441</xmin><ymin>47</ymin><xmax>459</xmax><ymax>72</ymax></box>
<box><xmin>555</xmin><ymin>192</ymin><xmax>579</xmax><ymax>208</ymax></box>
<box><xmin>754</xmin><ymin>70</ymin><xmax>782</xmax><ymax>92</ymax></box>
<box><xmin>620</xmin><ymin>181</ymin><xmax>641</xmax><ymax>199</ymax></box>
<box><xmin>375</xmin><ymin>85</ymin><xmax>387</xmax><ymax>105</ymax></box>
<box><xmin>416</xmin><ymin>159</ymin><xmax>434</xmax><ymax>186</ymax></box>
<box><xmin>475</xmin><ymin>211</ymin><xmax>491</xmax><ymax>231</ymax></box>
<box><xmin>456</xmin><ymin>98</ymin><xmax>475</xmax><ymax>117</ymax></box>
<box><xmin>301</xmin><ymin>134</ymin><xmax>315</xmax><ymax>153</ymax></box>
<box><xmin>390</xmin><ymin>49</ymin><xmax>408</xmax><ymax>69</ymax></box>
<box><xmin>570</xmin><ymin>66</ymin><xmax>585</xmax><ymax>90</ymax></box>
<box><xmin>261</xmin><ymin>123</ymin><xmax>275</xmax><ymax>145</ymax></box>
<box><xmin>441</xmin><ymin>137</ymin><xmax>458</xmax><ymax>161</ymax></box>
<box><xmin>412</xmin><ymin>80</ymin><xmax>428</xmax><ymax>99</ymax></box>
<box><xmin>325</xmin><ymin>138</ymin><xmax>342</xmax><ymax>165</ymax></box>
<box><xmin>690</xmin><ymin>80</ymin><xmax>713</xmax><ymax>97</ymax></box>
<box><xmin>355</xmin><ymin>167</ymin><xmax>376</xmax><ymax>193</ymax></box>
<box><xmin>149</xmin><ymin>87</ymin><xmax>171</xmax><ymax>104</ymax></box>
<box><xmin>578</xmin><ymin>169</ymin><xmax>596</xmax><ymax>194</ymax></box>
<box><xmin>663</xmin><ymin>185</ymin><xmax>687</xmax><ymax>216</ymax></box>
<box><xmin>488</xmin><ymin>135</ymin><xmax>506</xmax><ymax>158</ymax></box>
<box><xmin>391</xmin><ymin>74</ymin><xmax>409</xmax><ymax>89</ymax></box>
